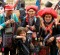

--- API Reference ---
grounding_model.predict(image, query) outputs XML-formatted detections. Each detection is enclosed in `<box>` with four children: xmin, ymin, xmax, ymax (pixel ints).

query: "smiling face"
<box><xmin>44</xmin><ymin>14</ymin><xmax>52</xmax><ymax>23</ymax></box>
<box><xmin>27</xmin><ymin>9</ymin><xmax>36</xmax><ymax>17</ymax></box>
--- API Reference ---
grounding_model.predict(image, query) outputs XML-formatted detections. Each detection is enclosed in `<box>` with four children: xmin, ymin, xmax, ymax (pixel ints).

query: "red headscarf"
<box><xmin>4</xmin><ymin>0</ymin><xmax>18</xmax><ymax>10</ymax></box>
<box><xmin>38</xmin><ymin>8</ymin><xmax>57</xmax><ymax>18</ymax></box>
<box><xmin>4</xmin><ymin>4</ymin><xmax>14</xmax><ymax>10</ymax></box>
<box><xmin>26</xmin><ymin>5</ymin><xmax>38</xmax><ymax>12</ymax></box>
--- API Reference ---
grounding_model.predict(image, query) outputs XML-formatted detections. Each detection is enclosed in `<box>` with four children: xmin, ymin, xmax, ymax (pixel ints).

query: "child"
<box><xmin>14</xmin><ymin>27</ymin><xmax>31</xmax><ymax>55</ymax></box>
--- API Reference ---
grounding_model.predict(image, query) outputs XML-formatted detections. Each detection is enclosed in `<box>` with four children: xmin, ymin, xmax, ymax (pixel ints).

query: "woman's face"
<box><xmin>27</xmin><ymin>9</ymin><xmax>36</xmax><ymax>17</ymax></box>
<box><xmin>44</xmin><ymin>14</ymin><xmax>52</xmax><ymax>23</ymax></box>
<box><xmin>5</xmin><ymin>10</ymin><xmax>13</xmax><ymax>16</ymax></box>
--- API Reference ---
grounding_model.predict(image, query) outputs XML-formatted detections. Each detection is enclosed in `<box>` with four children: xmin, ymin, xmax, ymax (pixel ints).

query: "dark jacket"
<box><xmin>13</xmin><ymin>35</ymin><xmax>31</xmax><ymax>55</ymax></box>
<box><xmin>39</xmin><ymin>24</ymin><xmax>60</xmax><ymax>55</ymax></box>
<box><xmin>23</xmin><ymin>16</ymin><xmax>40</xmax><ymax>32</ymax></box>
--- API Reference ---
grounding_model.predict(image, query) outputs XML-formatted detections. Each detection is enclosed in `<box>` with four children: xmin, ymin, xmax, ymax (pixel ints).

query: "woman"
<box><xmin>38</xmin><ymin>7</ymin><xmax>59</xmax><ymax>55</ymax></box>
<box><xmin>23</xmin><ymin>5</ymin><xmax>40</xmax><ymax>33</ymax></box>
<box><xmin>23</xmin><ymin>5</ymin><xmax>40</xmax><ymax>54</ymax></box>
<box><xmin>3</xmin><ymin>4</ymin><xmax>19</xmax><ymax>55</ymax></box>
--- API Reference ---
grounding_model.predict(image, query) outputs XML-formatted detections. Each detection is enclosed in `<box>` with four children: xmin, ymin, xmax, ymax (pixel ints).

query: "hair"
<box><xmin>16</xmin><ymin>27</ymin><xmax>26</xmax><ymax>35</ymax></box>
<box><xmin>45</xmin><ymin>1</ymin><xmax>53</xmax><ymax>7</ymax></box>
<box><xmin>21</xmin><ymin>3</ymin><xmax>25</xmax><ymax>8</ymax></box>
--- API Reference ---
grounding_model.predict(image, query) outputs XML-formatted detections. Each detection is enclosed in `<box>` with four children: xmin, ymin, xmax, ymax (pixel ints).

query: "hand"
<box><xmin>5</xmin><ymin>20</ymin><xmax>11</xmax><ymax>25</ymax></box>
<box><xmin>47</xmin><ymin>37</ymin><xmax>54</xmax><ymax>43</ymax></box>
<box><xmin>10</xmin><ymin>19</ymin><xmax>15</xmax><ymax>23</ymax></box>
<box><xmin>16</xmin><ymin>36</ymin><xmax>26</xmax><ymax>40</ymax></box>
<box><xmin>16</xmin><ymin>36</ymin><xmax>24</xmax><ymax>39</ymax></box>
<box><xmin>26</xmin><ymin>25</ymin><xmax>29</xmax><ymax>28</ymax></box>
<box><xmin>22</xmin><ymin>37</ymin><xmax>26</xmax><ymax>42</ymax></box>
<box><xmin>32</xmin><ymin>32</ymin><xmax>36</xmax><ymax>38</ymax></box>
<box><xmin>30</xmin><ymin>26</ymin><xmax>35</xmax><ymax>30</ymax></box>
<box><xmin>40</xmin><ymin>42</ymin><xmax>43</xmax><ymax>46</ymax></box>
<box><xmin>26</xmin><ymin>25</ymin><xmax>30</xmax><ymax>31</ymax></box>
<box><xmin>57</xmin><ymin>23</ymin><xmax>60</xmax><ymax>25</ymax></box>
<box><xmin>30</xmin><ymin>42</ymin><xmax>34</xmax><ymax>49</ymax></box>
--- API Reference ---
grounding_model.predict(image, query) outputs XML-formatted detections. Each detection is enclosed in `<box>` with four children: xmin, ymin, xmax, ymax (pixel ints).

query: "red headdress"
<box><xmin>26</xmin><ymin>5</ymin><xmax>38</xmax><ymax>12</ymax></box>
<box><xmin>37</xmin><ymin>9</ymin><xmax>44</xmax><ymax>16</ymax></box>
<box><xmin>38</xmin><ymin>8</ymin><xmax>57</xmax><ymax>18</ymax></box>
<box><xmin>4</xmin><ymin>4</ymin><xmax>14</xmax><ymax>10</ymax></box>
<box><xmin>4</xmin><ymin>0</ymin><xmax>18</xmax><ymax>10</ymax></box>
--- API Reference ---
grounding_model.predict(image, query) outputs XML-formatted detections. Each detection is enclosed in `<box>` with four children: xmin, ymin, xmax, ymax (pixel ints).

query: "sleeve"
<box><xmin>1</xmin><ymin>14</ymin><xmax>5</xmax><ymax>23</ymax></box>
<box><xmin>12</xmin><ymin>13</ymin><xmax>19</xmax><ymax>22</ymax></box>
<box><xmin>0</xmin><ymin>23</ymin><xmax>6</xmax><ymax>30</ymax></box>
<box><xmin>35</xmin><ymin>17</ymin><xmax>40</xmax><ymax>32</ymax></box>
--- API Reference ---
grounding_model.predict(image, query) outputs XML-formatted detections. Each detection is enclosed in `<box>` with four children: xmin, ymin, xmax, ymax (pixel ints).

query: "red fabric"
<box><xmin>2</xmin><ymin>48</ymin><xmax>4</xmax><ymax>52</ymax></box>
<box><xmin>37</xmin><ymin>9</ymin><xmax>44</xmax><ymax>16</ymax></box>
<box><xmin>26</xmin><ymin>5</ymin><xmax>38</xmax><ymax>12</ymax></box>
<box><xmin>26</xmin><ymin>15</ymin><xmax>29</xmax><ymax>23</ymax></box>
<box><xmin>58</xmin><ymin>40</ymin><xmax>60</xmax><ymax>42</ymax></box>
<box><xmin>38</xmin><ymin>46</ymin><xmax>49</xmax><ymax>55</ymax></box>
<box><xmin>41</xmin><ymin>21</ymin><xmax>54</xmax><ymax>34</ymax></box>
<box><xmin>37</xmin><ymin>8</ymin><xmax>57</xmax><ymax>18</ymax></box>
<box><xmin>45</xmin><ymin>22</ymin><xmax>54</xmax><ymax>34</ymax></box>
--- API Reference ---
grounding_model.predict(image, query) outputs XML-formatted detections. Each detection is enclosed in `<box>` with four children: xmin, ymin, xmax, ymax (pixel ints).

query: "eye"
<box><xmin>45</xmin><ymin>16</ymin><xmax>48</xmax><ymax>18</ymax></box>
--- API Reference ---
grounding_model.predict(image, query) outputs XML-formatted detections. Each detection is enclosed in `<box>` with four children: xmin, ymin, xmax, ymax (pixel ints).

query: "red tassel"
<box><xmin>34</xmin><ymin>53</ymin><xmax>36</xmax><ymax>55</ymax></box>
<box><xmin>2</xmin><ymin>47</ymin><xmax>4</xmax><ymax>52</ymax></box>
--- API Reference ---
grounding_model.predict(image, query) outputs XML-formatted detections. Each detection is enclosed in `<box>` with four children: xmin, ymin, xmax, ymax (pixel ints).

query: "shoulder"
<box><xmin>12</xmin><ymin>13</ymin><xmax>17</xmax><ymax>16</ymax></box>
<box><xmin>12</xmin><ymin>13</ymin><xmax>18</xmax><ymax>19</ymax></box>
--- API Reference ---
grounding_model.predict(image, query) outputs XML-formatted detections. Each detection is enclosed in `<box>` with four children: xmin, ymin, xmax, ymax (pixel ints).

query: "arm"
<box><xmin>0</xmin><ymin>23</ymin><xmax>6</xmax><ymax>30</ymax></box>
<box><xmin>12</xmin><ymin>13</ymin><xmax>19</xmax><ymax>22</ymax></box>
<box><xmin>0</xmin><ymin>20</ymin><xmax>12</xmax><ymax>30</ymax></box>
<box><xmin>16</xmin><ymin>36</ymin><xmax>26</xmax><ymax>43</ymax></box>
<box><xmin>13</xmin><ymin>0</ymin><xmax>19</xmax><ymax>8</ymax></box>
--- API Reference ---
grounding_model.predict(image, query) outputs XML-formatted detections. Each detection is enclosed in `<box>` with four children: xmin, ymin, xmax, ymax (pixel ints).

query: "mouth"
<box><xmin>46</xmin><ymin>19</ymin><xmax>50</xmax><ymax>21</ymax></box>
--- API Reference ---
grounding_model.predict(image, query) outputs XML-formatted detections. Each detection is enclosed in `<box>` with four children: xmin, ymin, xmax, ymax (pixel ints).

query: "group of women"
<box><xmin>0</xmin><ymin>0</ymin><xmax>60</xmax><ymax>55</ymax></box>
